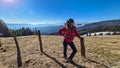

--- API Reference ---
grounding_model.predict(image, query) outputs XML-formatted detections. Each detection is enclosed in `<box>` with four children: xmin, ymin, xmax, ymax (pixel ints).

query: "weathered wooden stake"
<box><xmin>80</xmin><ymin>37</ymin><xmax>86</xmax><ymax>58</ymax></box>
<box><xmin>38</xmin><ymin>30</ymin><xmax>43</xmax><ymax>53</ymax></box>
<box><xmin>13</xmin><ymin>35</ymin><xmax>22</xmax><ymax>67</ymax></box>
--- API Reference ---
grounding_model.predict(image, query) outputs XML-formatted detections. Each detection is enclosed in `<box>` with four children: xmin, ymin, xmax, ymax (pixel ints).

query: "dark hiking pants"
<box><xmin>63</xmin><ymin>40</ymin><xmax>77</xmax><ymax>60</ymax></box>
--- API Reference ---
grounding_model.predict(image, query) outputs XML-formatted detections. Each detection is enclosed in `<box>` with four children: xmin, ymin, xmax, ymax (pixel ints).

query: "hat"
<box><xmin>68</xmin><ymin>18</ymin><xmax>74</xmax><ymax>23</ymax></box>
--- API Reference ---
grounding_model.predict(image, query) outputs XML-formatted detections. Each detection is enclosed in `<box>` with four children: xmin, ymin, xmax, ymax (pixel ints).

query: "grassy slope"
<box><xmin>0</xmin><ymin>35</ymin><xmax>120</xmax><ymax>68</ymax></box>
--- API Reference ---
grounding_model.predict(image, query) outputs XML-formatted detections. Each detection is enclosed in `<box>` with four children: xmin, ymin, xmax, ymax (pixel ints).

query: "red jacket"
<box><xmin>58</xmin><ymin>26</ymin><xmax>80</xmax><ymax>43</ymax></box>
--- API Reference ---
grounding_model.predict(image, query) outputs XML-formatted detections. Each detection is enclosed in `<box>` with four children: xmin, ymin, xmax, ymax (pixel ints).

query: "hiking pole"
<box><xmin>80</xmin><ymin>37</ymin><xmax>86</xmax><ymax>58</ymax></box>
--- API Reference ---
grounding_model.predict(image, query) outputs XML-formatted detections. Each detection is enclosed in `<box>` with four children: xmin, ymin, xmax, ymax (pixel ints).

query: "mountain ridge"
<box><xmin>6</xmin><ymin>19</ymin><xmax>120</xmax><ymax>34</ymax></box>
<box><xmin>78</xmin><ymin>19</ymin><xmax>120</xmax><ymax>30</ymax></box>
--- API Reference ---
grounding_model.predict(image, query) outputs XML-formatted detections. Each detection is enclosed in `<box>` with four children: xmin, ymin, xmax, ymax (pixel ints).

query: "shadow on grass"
<box><xmin>16</xmin><ymin>44</ymin><xmax>22</xmax><ymax>68</ymax></box>
<box><xmin>85</xmin><ymin>58</ymin><xmax>110</xmax><ymax>68</ymax></box>
<box><xmin>69</xmin><ymin>61</ymin><xmax>86</xmax><ymax>68</ymax></box>
<box><xmin>43</xmin><ymin>52</ymin><xmax>86</xmax><ymax>68</ymax></box>
<box><xmin>43</xmin><ymin>52</ymin><xmax>66</xmax><ymax>68</ymax></box>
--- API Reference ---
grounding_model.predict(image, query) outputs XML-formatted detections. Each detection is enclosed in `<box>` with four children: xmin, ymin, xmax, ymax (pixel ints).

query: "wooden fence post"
<box><xmin>13</xmin><ymin>35</ymin><xmax>22</xmax><ymax>67</ymax></box>
<box><xmin>38</xmin><ymin>30</ymin><xmax>43</xmax><ymax>53</ymax></box>
<box><xmin>80</xmin><ymin>37</ymin><xmax>86</xmax><ymax>58</ymax></box>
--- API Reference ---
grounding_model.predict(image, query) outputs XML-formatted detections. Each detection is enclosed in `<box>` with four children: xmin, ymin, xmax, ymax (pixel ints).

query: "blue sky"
<box><xmin>0</xmin><ymin>0</ymin><xmax>120</xmax><ymax>24</ymax></box>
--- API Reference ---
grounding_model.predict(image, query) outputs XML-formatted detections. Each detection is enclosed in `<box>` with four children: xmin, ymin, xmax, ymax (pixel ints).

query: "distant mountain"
<box><xmin>7</xmin><ymin>23</ymin><xmax>83</xmax><ymax>34</ymax></box>
<box><xmin>7</xmin><ymin>24</ymin><xmax>64</xmax><ymax>34</ymax></box>
<box><xmin>79</xmin><ymin>19</ymin><xmax>120</xmax><ymax>30</ymax></box>
<box><xmin>7</xmin><ymin>19</ymin><xmax>120</xmax><ymax>35</ymax></box>
<box><xmin>35</xmin><ymin>25</ymin><xmax>63</xmax><ymax>34</ymax></box>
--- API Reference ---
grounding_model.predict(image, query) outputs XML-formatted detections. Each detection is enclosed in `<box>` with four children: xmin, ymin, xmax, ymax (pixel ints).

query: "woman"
<box><xmin>58</xmin><ymin>18</ymin><xmax>81</xmax><ymax>62</ymax></box>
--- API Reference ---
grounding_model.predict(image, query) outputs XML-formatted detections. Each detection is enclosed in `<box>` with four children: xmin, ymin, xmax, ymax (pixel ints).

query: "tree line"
<box><xmin>10</xmin><ymin>27</ymin><xmax>37</xmax><ymax>36</ymax></box>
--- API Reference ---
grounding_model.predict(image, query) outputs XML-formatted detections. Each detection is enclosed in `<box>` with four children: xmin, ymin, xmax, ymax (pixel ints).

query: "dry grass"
<box><xmin>0</xmin><ymin>35</ymin><xmax>120</xmax><ymax>68</ymax></box>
